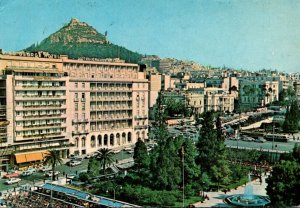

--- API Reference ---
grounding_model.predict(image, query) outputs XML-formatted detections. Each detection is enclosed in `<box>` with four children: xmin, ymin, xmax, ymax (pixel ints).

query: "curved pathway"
<box><xmin>193</xmin><ymin>173</ymin><xmax>269</xmax><ymax>207</ymax></box>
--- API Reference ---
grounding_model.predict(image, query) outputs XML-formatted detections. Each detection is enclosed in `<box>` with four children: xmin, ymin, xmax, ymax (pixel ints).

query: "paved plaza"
<box><xmin>193</xmin><ymin>173</ymin><xmax>269</xmax><ymax>207</ymax></box>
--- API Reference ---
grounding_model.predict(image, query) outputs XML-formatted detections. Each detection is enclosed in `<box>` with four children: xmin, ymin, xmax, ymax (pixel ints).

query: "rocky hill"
<box><xmin>25</xmin><ymin>18</ymin><xmax>143</xmax><ymax>63</ymax></box>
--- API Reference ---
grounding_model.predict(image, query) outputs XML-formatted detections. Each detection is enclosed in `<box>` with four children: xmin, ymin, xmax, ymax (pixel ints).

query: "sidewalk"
<box><xmin>193</xmin><ymin>174</ymin><xmax>269</xmax><ymax>207</ymax></box>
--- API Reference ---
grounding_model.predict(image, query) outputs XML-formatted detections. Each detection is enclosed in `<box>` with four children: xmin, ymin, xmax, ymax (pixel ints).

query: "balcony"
<box><xmin>134</xmin><ymin>125</ymin><xmax>148</xmax><ymax>130</ymax></box>
<box><xmin>15</xmin><ymin>85</ymin><xmax>66</xmax><ymax>91</ymax></box>
<box><xmin>16</xmin><ymin>114</ymin><xmax>66</xmax><ymax>121</ymax></box>
<box><xmin>134</xmin><ymin>115</ymin><xmax>148</xmax><ymax>119</ymax></box>
<box><xmin>72</xmin><ymin>130</ymin><xmax>89</xmax><ymax>135</ymax></box>
<box><xmin>15</xmin><ymin>95</ymin><xmax>66</xmax><ymax>101</ymax></box>
<box><xmin>16</xmin><ymin>132</ymin><xmax>67</xmax><ymax>141</ymax></box>
<box><xmin>72</xmin><ymin>118</ymin><xmax>89</xmax><ymax>123</ymax></box>
<box><xmin>16</xmin><ymin>123</ymin><xmax>66</xmax><ymax>131</ymax></box>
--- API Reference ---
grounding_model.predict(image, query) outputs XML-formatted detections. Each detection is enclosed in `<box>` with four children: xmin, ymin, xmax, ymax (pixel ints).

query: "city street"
<box><xmin>225</xmin><ymin>140</ymin><xmax>297</xmax><ymax>153</ymax></box>
<box><xmin>0</xmin><ymin>150</ymin><xmax>133</xmax><ymax>192</ymax></box>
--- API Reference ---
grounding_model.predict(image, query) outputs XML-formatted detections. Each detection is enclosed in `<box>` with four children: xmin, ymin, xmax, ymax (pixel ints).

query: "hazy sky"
<box><xmin>0</xmin><ymin>0</ymin><xmax>299</xmax><ymax>73</ymax></box>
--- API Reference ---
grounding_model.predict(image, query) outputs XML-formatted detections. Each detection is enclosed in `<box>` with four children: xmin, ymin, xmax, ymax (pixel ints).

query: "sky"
<box><xmin>0</xmin><ymin>0</ymin><xmax>299</xmax><ymax>73</ymax></box>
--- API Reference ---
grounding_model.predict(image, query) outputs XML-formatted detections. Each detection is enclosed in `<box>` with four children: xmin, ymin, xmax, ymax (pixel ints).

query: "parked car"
<box><xmin>44</xmin><ymin>171</ymin><xmax>60</xmax><ymax>177</ymax></box>
<box><xmin>112</xmin><ymin>149</ymin><xmax>121</xmax><ymax>154</ymax></box>
<box><xmin>255</xmin><ymin>137</ymin><xmax>266</xmax><ymax>143</ymax></box>
<box><xmin>5</xmin><ymin>178</ymin><xmax>21</xmax><ymax>185</ymax></box>
<box><xmin>3</xmin><ymin>172</ymin><xmax>20</xmax><ymax>179</ymax></box>
<box><xmin>69</xmin><ymin>160</ymin><xmax>82</xmax><ymax>167</ymax></box>
<box><xmin>84</xmin><ymin>154</ymin><xmax>92</xmax><ymax>159</ymax></box>
<box><xmin>124</xmin><ymin>147</ymin><xmax>132</xmax><ymax>151</ymax></box>
<box><xmin>21</xmin><ymin>170</ymin><xmax>34</xmax><ymax>177</ymax></box>
<box><xmin>39</xmin><ymin>166</ymin><xmax>52</xmax><ymax>172</ymax></box>
<box><xmin>27</xmin><ymin>167</ymin><xmax>36</xmax><ymax>173</ymax></box>
<box><xmin>127</xmin><ymin>150</ymin><xmax>134</xmax><ymax>154</ymax></box>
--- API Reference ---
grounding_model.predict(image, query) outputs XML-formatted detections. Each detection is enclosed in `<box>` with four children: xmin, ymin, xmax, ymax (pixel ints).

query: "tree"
<box><xmin>43</xmin><ymin>150</ymin><xmax>63</xmax><ymax>181</ymax></box>
<box><xmin>133</xmin><ymin>138</ymin><xmax>150</xmax><ymax>173</ymax></box>
<box><xmin>266</xmin><ymin>160</ymin><xmax>300</xmax><ymax>206</ymax></box>
<box><xmin>283</xmin><ymin>100</ymin><xmax>300</xmax><ymax>133</ymax></box>
<box><xmin>97</xmin><ymin>148</ymin><xmax>114</xmax><ymax>176</ymax></box>
<box><xmin>196</xmin><ymin>112</ymin><xmax>216</xmax><ymax>173</ymax></box>
<box><xmin>196</xmin><ymin>112</ymin><xmax>231</xmax><ymax>189</ymax></box>
<box><xmin>150</xmin><ymin>136</ymin><xmax>181</xmax><ymax>190</ymax></box>
<box><xmin>87</xmin><ymin>157</ymin><xmax>100</xmax><ymax>177</ymax></box>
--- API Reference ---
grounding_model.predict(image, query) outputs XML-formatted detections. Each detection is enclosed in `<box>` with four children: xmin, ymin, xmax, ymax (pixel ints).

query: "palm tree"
<box><xmin>97</xmin><ymin>148</ymin><xmax>114</xmax><ymax>176</ymax></box>
<box><xmin>43</xmin><ymin>150</ymin><xmax>63</xmax><ymax>181</ymax></box>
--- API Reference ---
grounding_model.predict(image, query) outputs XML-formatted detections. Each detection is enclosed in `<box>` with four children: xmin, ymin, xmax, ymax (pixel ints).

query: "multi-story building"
<box><xmin>238</xmin><ymin>78</ymin><xmax>279</xmax><ymax>111</ymax></box>
<box><xmin>0</xmin><ymin>51</ymin><xmax>149</xmax><ymax>169</ymax></box>
<box><xmin>294</xmin><ymin>81</ymin><xmax>300</xmax><ymax>104</ymax></box>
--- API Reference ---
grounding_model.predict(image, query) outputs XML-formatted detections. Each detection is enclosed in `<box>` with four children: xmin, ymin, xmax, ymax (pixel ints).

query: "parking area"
<box><xmin>0</xmin><ymin>149</ymin><xmax>135</xmax><ymax>192</ymax></box>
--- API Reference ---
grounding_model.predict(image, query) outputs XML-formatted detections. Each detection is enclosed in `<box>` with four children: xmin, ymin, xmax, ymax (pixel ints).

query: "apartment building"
<box><xmin>0</xmin><ymin>51</ymin><xmax>148</xmax><ymax>169</ymax></box>
<box><xmin>238</xmin><ymin>78</ymin><xmax>279</xmax><ymax>111</ymax></box>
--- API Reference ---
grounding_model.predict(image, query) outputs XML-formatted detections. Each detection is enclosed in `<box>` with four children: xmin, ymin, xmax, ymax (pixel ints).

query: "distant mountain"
<box><xmin>25</xmin><ymin>18</ymin><xmax>143</xmax><ymax>63</ymax></box>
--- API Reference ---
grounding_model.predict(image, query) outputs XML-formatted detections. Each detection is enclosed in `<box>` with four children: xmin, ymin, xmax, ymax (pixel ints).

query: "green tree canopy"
<box><xmin>43</xmin><ymin>150</ymin><xmax>63</xmax><ymax>181</ymax></box>
<box><xmin>97</xmin><ymin>148</ymin><xmax>114</xmax><ymax>175</ymax></box>
<box><xmin>87</xmin><ymin>157</ymin><xmax>100</xmax><ymax>178</ymax></box>
<box><xmin>283</xmin><ymin>100</ymin><xmax>300</xmax><ymax>133</ymax></box>
<box><xmin>133</xmin><ymin>138</ymin><xmax>150</xmax><ymax>173</ymax></box>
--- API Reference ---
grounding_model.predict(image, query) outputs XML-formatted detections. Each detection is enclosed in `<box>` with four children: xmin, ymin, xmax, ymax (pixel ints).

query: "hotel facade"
<box><xmin>0</xmin><ymin>51</ymin><xmax>149</xmax><ymax>170</ymax></box>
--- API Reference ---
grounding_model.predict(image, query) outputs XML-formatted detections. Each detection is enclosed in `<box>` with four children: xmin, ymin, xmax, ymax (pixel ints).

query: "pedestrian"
<box><xmin>259</xmin><ymin>176</ymin><xmax>262</xmax><ymax>185</ymax></box>
<box><xmin>63</xmin><ymin>171</ymin><xmax>65</xmax><ymax>176</ymax></box>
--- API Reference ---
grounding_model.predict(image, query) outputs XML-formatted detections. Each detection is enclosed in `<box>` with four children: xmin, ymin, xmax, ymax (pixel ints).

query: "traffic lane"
<box><xmin>57</xmin><ymin>150</ymin><xmax>134</xmax><ymax>175</ymax></box>
<box><xmin>225</xmin><ymin>140</ymin><xmax>295</xmax><ymax>152</ymax></box>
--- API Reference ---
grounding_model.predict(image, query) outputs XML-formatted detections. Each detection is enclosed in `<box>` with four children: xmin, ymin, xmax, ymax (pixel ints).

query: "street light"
<box><xmin>107</xmin><ymin>185</ymin><xmax>122</xmax><ymax>208</ymax></box>
<box><xmin>181</xmin><ymin>145</ymin><xmax>185</xmax><ymax>208</ymax></box>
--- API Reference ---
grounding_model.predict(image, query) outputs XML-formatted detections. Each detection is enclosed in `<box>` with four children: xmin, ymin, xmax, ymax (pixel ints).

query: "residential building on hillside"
<box><xmin>294</xmin><ymin>81</ymin><xmax>300</xmax><ymax>104</ymax></box>
<box><xmin>0</xmin><ymin>51</ymin><xmax>148</xmax><ymax>170</ymax></box>
<box><xmin>238</xmin><ymin>78</ymin><xmax>279</xmax><ymax>111</ymax></box>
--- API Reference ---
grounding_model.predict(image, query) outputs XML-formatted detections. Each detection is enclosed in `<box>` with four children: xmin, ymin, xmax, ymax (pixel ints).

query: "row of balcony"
<box><xmin>90</xmin><ymin>125</ymin><xmax>131</xmax><ymax>132</ymax></box>
<box><xmin>90</xmin><ymin>96</ymin><xmax>132</xmax><ymax>101</ymax></box>
<box><xmin>134</xmin><ymin>125</ymin><xmax>148</xmax><ymax>130</ymax></box>
<box><xmin>134</xmin><ymin>115</ymin><xmax>148</xmax><ymax>119</ymax></box>
<box><xmin>16</xmin><ymin>132</ymin><xmax>66</xmax><ymax>140</ymax></box>
<box><xmin>20</xmin><ymin>104</ymin><xmax>65</xmax><ymax>108</ymax></box>
<box><xmin>72</xmin><ymin>130</ymin><xmax>89</xmax><ymax>135</ymax></box>
<box><xmin>90</xmin><ymin>105</ymin><xmax>132</xmax><ymax>111</ymax></box>
<box><xmin>90</xmin><ymin>87</ymin><xmax>132</xmax><ymax>91</ymax></box>
<box><xmin>90</xmin><ymin>115</ymin><xmax>132</xmax><ymax>121</ymax></box>
<box><xmin>16</xmin><ymin>114</ymin><xmax>66</xmax><ymax>120</ymax></box>
<box><xmin>15</xmin><ymin>95</ymin><xmax>66</xmax><ymax>100</ymax></box>
<box><xmin>72</xmin><ymin>119</ymin><xmax>89</xmax><ymax>123</ymax></box>
<box><xmin>16</xmin><ymin>123</ymin><xmax>66</xmax><ymax>130</ymax></box>
<box><xmin>15</xmin><ymin>85</ymin><xmax>66</xmax><ymax>90</ymax></box>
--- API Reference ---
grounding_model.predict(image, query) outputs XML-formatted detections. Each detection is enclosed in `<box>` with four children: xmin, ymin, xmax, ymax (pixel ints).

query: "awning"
<box><xmin>15</xmin><ymin>151</ymin><xmax>48</xmax><ymax>164</ymax></box>
<box><xmin>26</xmin><ymin>152</ymin><xmax>44</xmax><ymax>162</ymax></box>
<box><xmin>15</xmin><ymin>154</ymin><xmax>27</xmax><ymax>164</ymax></box>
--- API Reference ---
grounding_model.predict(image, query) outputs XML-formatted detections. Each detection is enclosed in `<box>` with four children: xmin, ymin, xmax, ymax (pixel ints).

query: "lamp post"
<box><xmin>181</xmin><ymin>145</ymin><xmax>185</xmax><ymax>208</ymax></box>
<box><xmin>107</xmin><ymin>185</ymin><xmax>122</xmax><ymax>208</ymax></box>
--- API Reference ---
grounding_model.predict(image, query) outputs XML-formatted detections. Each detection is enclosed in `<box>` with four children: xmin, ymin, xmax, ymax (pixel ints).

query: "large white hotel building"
<box><xmin>0</xmin><ymin>51</ymin><xmax>149</xmax><ymax>170</ymax></box>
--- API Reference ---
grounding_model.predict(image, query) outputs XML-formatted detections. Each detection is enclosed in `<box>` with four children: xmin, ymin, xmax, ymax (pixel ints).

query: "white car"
<box><xmin>5</xmin><ymin>178</ymin><xmax>21</xmax><ymax>185</ymax></box>
<box><xmin>40</xmin><ymin>166</ymin><xmax>52</xmax><ymax>172</ymax></box>
<box><xmin>21</xmin><ymin>170</ymin><xmax>34</xmax><ymax>177</ymax></box>
<box><xmin>124</xmin><ymin>147</ymin><xmax>132</xmax><ymax>151</ymax></box>
<box><xmin>69</xmin><ymin>160</ymin><xmax>82</xmax><ymax>167</ymax></box>
<box><xmin>44</xmin><ymin>171</ymin><xmax>60</xmax><ymax>177</ymax></box>
<box><xmin>112</xmin><ymin>149</ymin><xmax>121</xmax><ymax>154</ymax></box>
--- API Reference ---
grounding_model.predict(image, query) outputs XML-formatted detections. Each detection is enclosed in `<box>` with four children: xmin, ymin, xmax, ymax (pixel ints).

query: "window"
<box><xmin>82</xmin><ymin>103</ymin><xmax>85</xmax><ymax>111</ymax></box>
<box><xmin>75</xmin><ymin>103</ymin><xmax>78</xmax><ymax>111</ymax></box>
<box><xmin>82</xmin><ymin>83</ymin><xmax>85</xmax><ymax>88</ymax></box>
<box><xmin>75</xmin><ymin>93</ymin><xmax>78</xmax><ymax>99</ymax></box>
<box><xmin>75</xmin><ymin>82</ymin><xmax>78</xmax><ymax>88</ymax></box>
<box><xmin>82</xmin><ymin>93</ymin><xmax>85</xmax><ymax>99</ymax></box>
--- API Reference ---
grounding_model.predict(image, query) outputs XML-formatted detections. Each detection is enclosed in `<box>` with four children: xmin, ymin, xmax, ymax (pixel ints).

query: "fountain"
<box><xmin>225</xmin><ymin>173</ymin><xmax>271</xmax><ymax>207</ymax></box>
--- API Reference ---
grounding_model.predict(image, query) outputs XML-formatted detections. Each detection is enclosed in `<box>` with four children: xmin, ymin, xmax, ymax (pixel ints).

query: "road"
<box><xmin>225</xmin><ymin>139</ymin><xmax>296</xmax><ymax>153</ymax></box>
<box><xmin>0</xmin><ymin>150</ymin><xmax>134</xmax><ymax>192</ymax></box>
